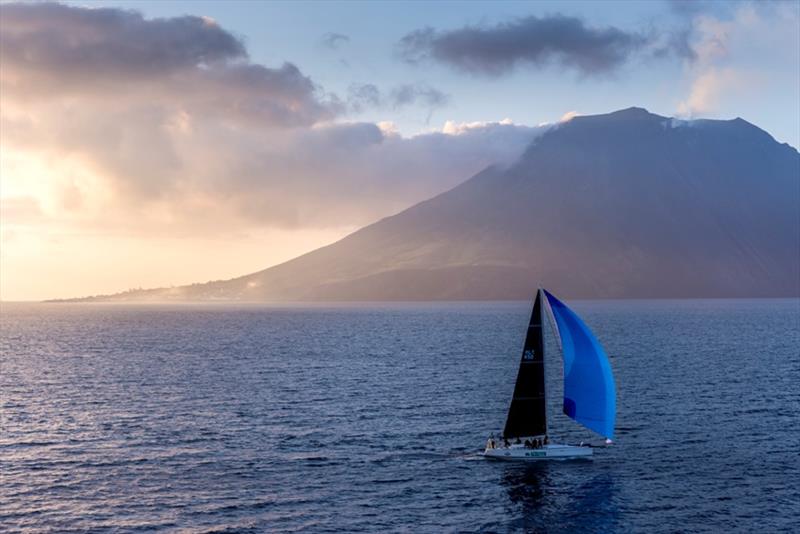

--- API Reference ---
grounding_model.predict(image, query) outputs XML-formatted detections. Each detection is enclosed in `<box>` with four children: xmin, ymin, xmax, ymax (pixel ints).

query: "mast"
<box><xmin>502</xmin><ymin>290</ymin><xmax>548</xmax><ymax>439</ymax></box>
<box><xmin>539</xmin><ymin>288</ymin><xmax>549</xmax><ymax>437</ymax></box>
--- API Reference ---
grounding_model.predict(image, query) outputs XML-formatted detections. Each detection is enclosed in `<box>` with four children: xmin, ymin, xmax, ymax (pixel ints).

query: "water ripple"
<box><xmin>1</xmin><ymin>300</ymin><xmax>798</xmax><ymax>532</ymax></box>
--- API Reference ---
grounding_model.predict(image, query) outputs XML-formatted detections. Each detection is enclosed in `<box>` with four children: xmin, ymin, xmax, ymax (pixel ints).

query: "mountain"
<box><xmin>65</xmin><ymin>107</ymin><xmax>800</xmax><ymax>301</ymax></box>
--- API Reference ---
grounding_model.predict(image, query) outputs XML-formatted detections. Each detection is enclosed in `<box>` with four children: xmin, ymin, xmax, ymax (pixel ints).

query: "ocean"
<box><xmin>1</xmin><ymin>299</ymin><xmax>798</xmax><ymax>532</ymax></box>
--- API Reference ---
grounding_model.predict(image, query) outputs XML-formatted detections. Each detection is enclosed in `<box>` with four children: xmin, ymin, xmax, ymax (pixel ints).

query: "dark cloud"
<box><xmin>398</xmin><ymin>15</ymin><xmax>653</xmax><ymax>76</ymax></box>
<box><xmin>0</xmin><ymin>2</ymin><xmax>246</xmax><ymax>78</ymax></box>
<box><xmin>320</xmin><ymin>32</ymin><xmax>350</xmax><ymax>49</ymax></box>
<box><xmin>0</xmin><ymin>2</ymin><xmax>335</xmax><ymax>127</ymax></box>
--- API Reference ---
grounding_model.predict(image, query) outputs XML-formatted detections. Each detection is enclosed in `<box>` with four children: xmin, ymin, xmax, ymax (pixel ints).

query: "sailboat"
<box><xmin>484</xmin><ymin>289</ymin><xmax>616</xmax><ymax>461</ymax></box>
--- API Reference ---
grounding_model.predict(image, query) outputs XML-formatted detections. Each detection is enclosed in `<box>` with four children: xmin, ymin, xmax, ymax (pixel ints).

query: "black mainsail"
<box><xmin>502</xmin><ymin>290</ymin><xmax>547</xmax><ymax>438</ymax></box>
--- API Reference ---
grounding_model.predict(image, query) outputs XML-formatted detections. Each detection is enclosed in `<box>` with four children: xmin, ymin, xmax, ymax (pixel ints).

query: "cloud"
<box><xmin>0</xmin><ymin>3</ymin><xmax>245</xmax><ymax>80</ymax></box>
<box><xmin>675</xmin><ymin>2</ymin><xmax>799</xmax><ymax>117</ymax></box>
<box><xmin>320</xmin><ymin>32</ymin><xmax>350</xmax><ymax>50</ymax></box>
<box><xmin>0</xmin><ymin>3</ymin><xmax>543</xmax><ymax>237</ymax></box>
<box><xmin>390</xmin><ymin>84</ymin><xmax>450</xmax><ymax>110</ymax></box>
<box><xmin>677</xmin><ymin>68</ymin><xmax>742</xmax><ymax>116</ymax></box>
<box><xmin>398</xmin><ymin>15</ymin><xmax>658</xmax><ymax>76</ymax></box>
<box><xmin>210</xmin><ymin>120</ymin><xmax>545</xmax><ymax>228</ymax></box>
<box><xmin>2</xmin><ymin>109</ymin><xmax>544</xmax><ymax>232</ymax></box>
<box><xmin>651</xmin><ymin>27</ymin><xmax>697</xmax><ymax>62</ymax></box>
<box><xmin>347</xmin><ymin>83</ymin><xmax>382</xmax><ymax>112</ymax></box>
<box><xmin>558</xmin><ymin>111</ymin><xmax>581</xmax><ymax>123</ymax></box>
<box><xmin>0</xmin><ymin>2</ymin><xmax>336</xmax><ymax>127</ymax></box>
<box><xmin>347</xmin><ymin>83</ymin><xmax>451</xmax><ymax>121</ymax></box>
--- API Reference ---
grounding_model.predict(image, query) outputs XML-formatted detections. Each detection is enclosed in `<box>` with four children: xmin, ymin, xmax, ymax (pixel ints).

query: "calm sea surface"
<box><xmin>1</xmin><ymin>300</ymin><xmax>799</xmax><ymax>533</ymax></box>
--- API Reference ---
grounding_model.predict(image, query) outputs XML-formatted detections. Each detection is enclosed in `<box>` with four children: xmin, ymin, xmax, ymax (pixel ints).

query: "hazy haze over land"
<box><xmin>1</xmin><ymin>1</ymin><xmax>798</xmax><ymax>300</ymax></box>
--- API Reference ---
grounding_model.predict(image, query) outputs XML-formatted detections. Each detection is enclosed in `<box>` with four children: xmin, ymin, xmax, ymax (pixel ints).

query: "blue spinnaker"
<box><xmin>543</xmin><ymin>290</ymin><xmax>616</xmax><ymax>439</ymax></box>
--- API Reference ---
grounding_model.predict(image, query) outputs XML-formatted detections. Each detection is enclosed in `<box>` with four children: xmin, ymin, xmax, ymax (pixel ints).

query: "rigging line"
<box><xmin>542</xmin><ymin>292</ymin><xmax>562</xmax><ymax>352</ymax></box>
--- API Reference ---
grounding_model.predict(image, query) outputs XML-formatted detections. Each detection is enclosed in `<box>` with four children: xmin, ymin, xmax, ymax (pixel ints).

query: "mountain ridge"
<box><xmin>54</xmin><ymin>107</ymin><xmax>800</xmax><ymax>302</ymax></box>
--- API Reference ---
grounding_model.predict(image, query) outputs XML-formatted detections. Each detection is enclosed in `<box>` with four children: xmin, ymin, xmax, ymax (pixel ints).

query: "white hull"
<box><xmin>484</xmin><ymin>443</ymin><xmax>593</xmax><ymax>461</ymax></box>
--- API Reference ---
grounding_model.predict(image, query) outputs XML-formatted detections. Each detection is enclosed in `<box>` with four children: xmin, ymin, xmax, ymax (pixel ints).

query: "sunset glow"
<box><xmin>1</xmin><ymin>1</ymin><xmax>798</xmax><ymax>300</ymax></box>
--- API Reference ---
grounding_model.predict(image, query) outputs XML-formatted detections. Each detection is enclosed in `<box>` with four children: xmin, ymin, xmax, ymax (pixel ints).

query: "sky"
<box><xmin>1</xmin><ymin>0</ymin><xmax>798</xmax><ymax>301</ymax></box>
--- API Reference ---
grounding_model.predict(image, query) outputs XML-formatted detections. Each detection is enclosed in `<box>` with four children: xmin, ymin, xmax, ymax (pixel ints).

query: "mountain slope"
<box><xmin>69</xmin><ymin>107</ymin><xmax>800</xmax><ymax>301</ymax></box>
